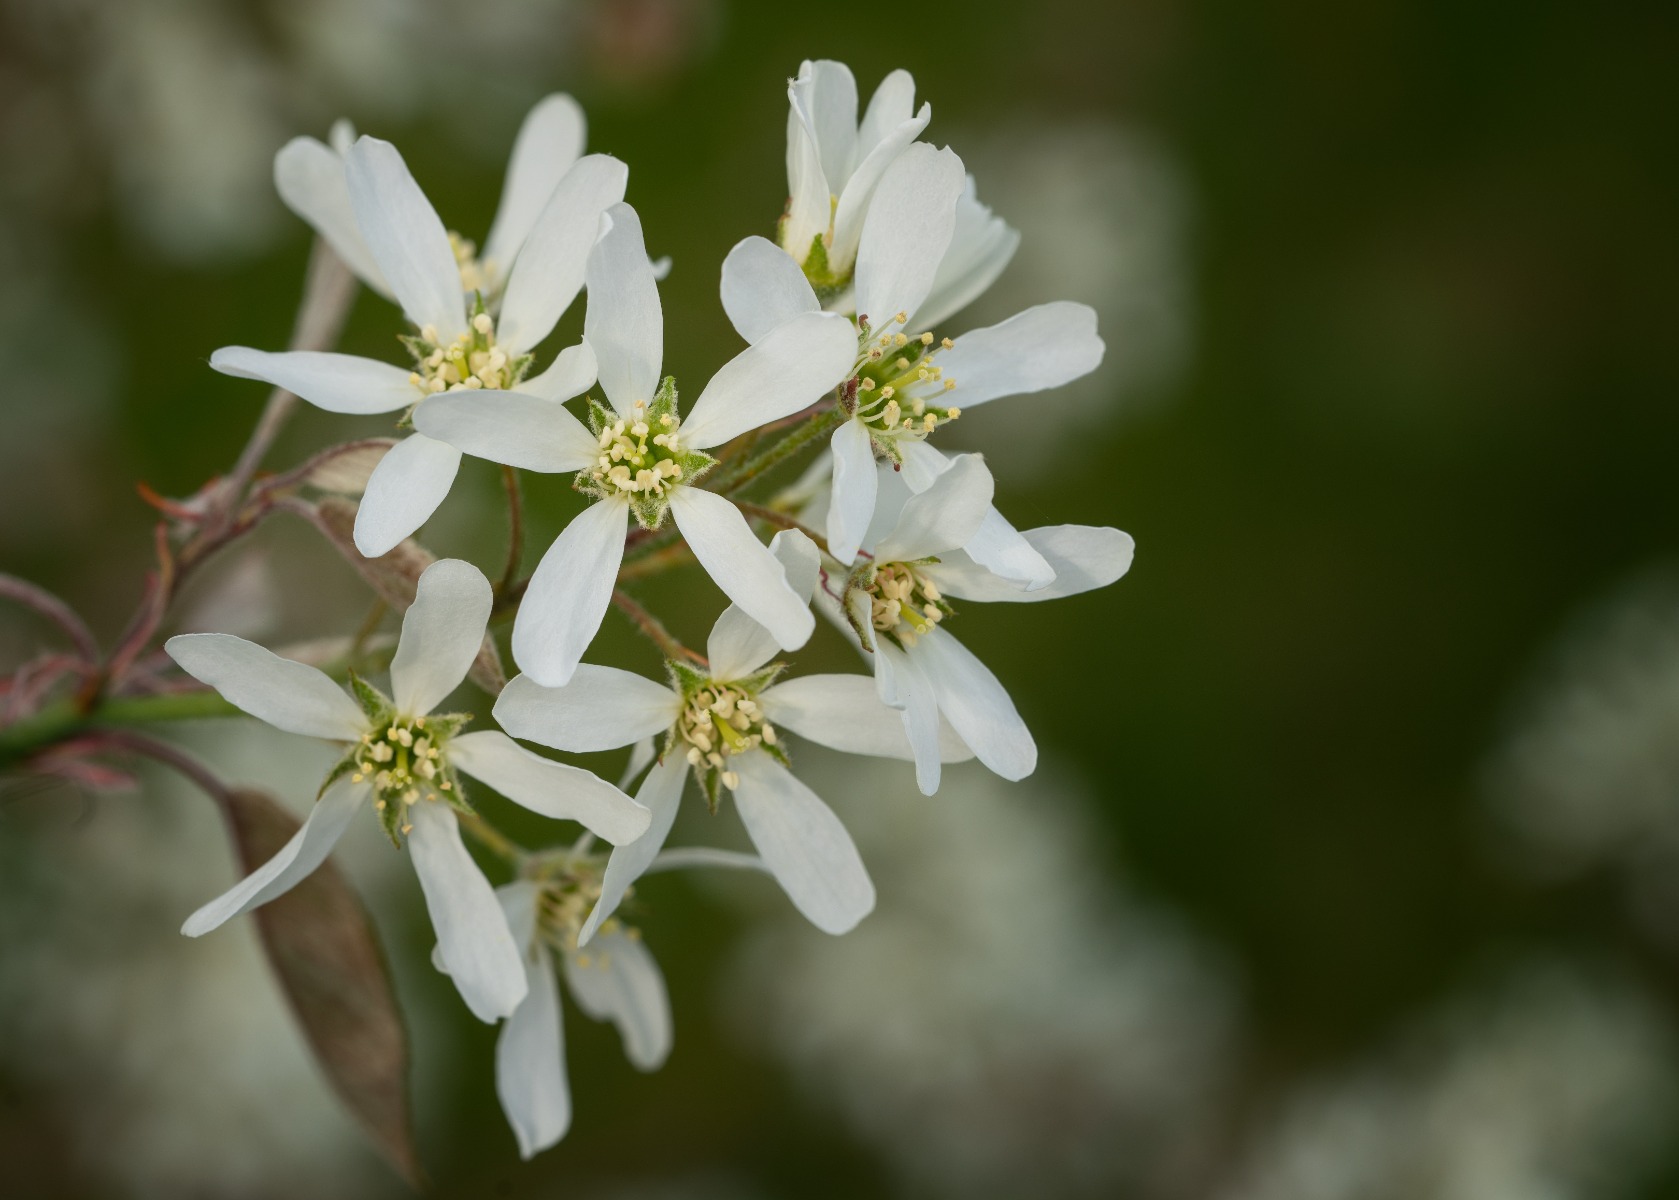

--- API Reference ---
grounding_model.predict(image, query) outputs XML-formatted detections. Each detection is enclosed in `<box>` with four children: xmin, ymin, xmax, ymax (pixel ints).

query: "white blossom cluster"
<box><xmin>165</xmin><ymin>61</ymin><xmax>1134</xmax><ymax>1157</ymax></box>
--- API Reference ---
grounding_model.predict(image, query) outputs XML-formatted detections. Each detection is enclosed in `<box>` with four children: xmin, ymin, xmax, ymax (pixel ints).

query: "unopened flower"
<box><xmin>831</xmin><ymin>456</ymin><xmax>1134</xmax><ymax>794</ymax></box>
<box><xmin>723</xmin><ymin>143</ymin><xmax>1104</xmax><ymax>574</ymax></box>
<box><xmin>213</xmin><ymin>123</ymin><xmax>626</xmax><ymax>557</ymax></box>
<box><xmin>414</xmin><ymin>202</ymin><xmax>858</xmax><ymax>688</ymax></box>
<box><xmin>495</xmin><ymin>532</ymin><xmax>970</xmax><ymax>938</ymax></box>
<box><xmin>779</xmin><ymin>61</ymin><xmax>931</xmax><ymax>294</ymax></box>
<box><xmin>164</xmin><ymin>559</ymin><xmax>651</xmax><ymax>1022</ymax></box>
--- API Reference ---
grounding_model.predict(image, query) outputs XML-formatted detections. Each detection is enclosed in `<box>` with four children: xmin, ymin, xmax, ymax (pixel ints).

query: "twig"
<box><xmin>0</xmin><ymin>575</ymin><xmax>100</xmax><ymax>663</ymax></box>
<box><xmin>612</xmin><ymin>590</ymin><xmax>706</xmax><ymax>666</ymax></box>
<box><xmin>616</xmin><ymin>541</ymin><xmax>696</xmax><ymax>582</ymax></box>
<box><xmin>74</xmin><ymin>728</ymin><xmax>234</xmax><ymax>805</ymax></box>
<box><xmin>497</xmin><ymin>465</ymin><xmax>524</xmax><ymax>596</ymax></box>
<box><xmin>712</xmin><ymin>405</ymin><xmax>844</xmax><ymax>495</ymax></box>
<box><xmin>456</xmin><ymin>809</ymin><xmax>523</xmax><ymax>863</ymax></box>
<box><xmin>213</xmin><ymin>240</ymin><xmax>358</xmax><ymax>527</ymax></box>
<box><xmin>732</xmin><ymin>501</ymin><xmax>832</xmax><ymax>554</ymax></box>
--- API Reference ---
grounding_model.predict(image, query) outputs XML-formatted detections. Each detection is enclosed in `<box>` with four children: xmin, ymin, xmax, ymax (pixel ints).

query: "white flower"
<box><xmin>213</xmin><ymin>120</ymin><xmax>627</xmax><ymax>557</ymax></box>
<box><xmin>274</xmin><ymin>95</ymin><xmax>588</xmax><ymax>305</ymax></box>
<box><xmin>722</xmin><ymin>143</ymin><xmax>1104</xmax><ymax>574</ymax></box>
<box><xmin>779</xmin><ymin>60</ymin><xmax>931</xmax><ymax>288</ymax></box>
<box><xmin>494</xmin><ymin>531</ymin><xmax>971</xmax><ymax>939</ymax></box>
<box><xmin>832</xmin><ymin>455</ymin><xmax>1135</xmax><ymax>794</ymax></box>
<box><xmin>415</xmin><ymin>201</ymin><xmax>858</xmax><ymax>688</ymax></box>
<box><xmin>452</xmin><ymin>843</ymin><xmax>760</xmax><ymax>1159</ymax></box>
<box><xmin>163</xmin><ymin>559</ymin><xmax>652</xmax><ymax>1023</ymax></box>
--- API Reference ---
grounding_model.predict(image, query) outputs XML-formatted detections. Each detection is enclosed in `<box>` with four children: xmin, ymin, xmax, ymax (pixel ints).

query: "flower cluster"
<box><xmin>46</xmin><ymin>60</ymin><xmax>1135</xmax><ymax>1163</ymax></box>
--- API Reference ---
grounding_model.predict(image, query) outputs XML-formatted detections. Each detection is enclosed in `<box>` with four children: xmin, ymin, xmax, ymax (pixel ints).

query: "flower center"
<box><xmin>852</xmin><ymin>315</ymin><xmax>960</xmax><ymax>441</ymax></box>
<box><xmin>676</xmin><ymin>681</ymin><xmax>778</xmax><ymax>792</ymax></box>
<box><xmin>591</xmin><ymin>400</ymin><xmax>687</xmax><ymax>497</ymax></box>
<box><xmin>406</xmin><ymin>311</ymin><xmax>517</xmax><ymax>395</ymax></box>
<box><xmin>448</xmin><ymin>230</ymin><xmax>497</xmax><ymax>296</ymax></box>
<box><xmin>350</xmin><ymin>715</ymin><xmax>456</xmax><ymax>825</ymax></box>
<box><xmin>532</xmin><ymin>861</ymin><xmax>644</xmax><ymax>964</ymax></box>
<box><xmin>867</xmin><ymin>562</ymin><xmax>950</xmax><ymax>649</ymax></box>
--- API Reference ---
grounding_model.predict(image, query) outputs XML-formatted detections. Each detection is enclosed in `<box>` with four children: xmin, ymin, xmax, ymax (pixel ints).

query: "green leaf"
<box><xmin>221</xmin><ymin>788</ymin><xmax>421</xmax><ymax>1188</ymax></box>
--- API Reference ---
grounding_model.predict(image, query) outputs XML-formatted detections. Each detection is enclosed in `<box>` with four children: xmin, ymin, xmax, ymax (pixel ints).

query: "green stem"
<box><xmin>457</xmin><ymin>809</ymin><xmax>523</xmax><ymax>863</ymax></box>
<box><xmin>0</xmin><ymin>689</ymin><xmax>240</xmax><ymax>767</ymax></box>
<box><xmin>711</xmin><ymin>406</ymin><xmax>844</xmax><ymax>495</ymax></box>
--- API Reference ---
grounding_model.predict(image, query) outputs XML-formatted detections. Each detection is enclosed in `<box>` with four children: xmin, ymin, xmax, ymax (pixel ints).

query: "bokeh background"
<box><xmin>3</xmin><ymin>0</ymin><xmax>1678</xmax><ymax>1196</ymax></box>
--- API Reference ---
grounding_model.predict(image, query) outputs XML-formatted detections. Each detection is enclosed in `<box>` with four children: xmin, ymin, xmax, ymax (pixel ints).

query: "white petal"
<box><xmin>781</xmin><ymin>61</ymin><xmax>855</xmax><ymax>263</ymax></box>
<box><xmin>679</xmin><ymin>311</ymin><xmax>857</xmax><ymax>450</ymax></box>
<box><xmin>619</xmin><ymin>738</ymin><xmax>655</xmax><ymax>789</ymax></box>
<box><xmin>705</xmin><ymin>529</ymin><xmax>821</xmax><ymax>680</ymax></box>
<box><xmin>495</xmin><ymin>667</ymin><xmax>677</xmax><ymax>753</ymax></box>
<box><xmin>876</xmin><ymin>642</ymin><xmax>946</xmax><ymax>795</ymax></box>
<box><xmin>497</xmin><ymin>942</ymin><xmax>569</xmax><ymax>1159</ymax></box>
<box><xmin>483</xmin><ymin>93</ymin><xmax>587</xmax><ymax>273</ymax></box>
<box><xmin>273</xmin><ymin>136</ymin><xmax>389</xmax><ymax>295</ymax></box>
<box><xmin>343</xmin><ymin>137</ymin><xmax>465</xmax><ymax>337</ymax></box>
<box><xmin>926</xmin><ymin>526</ymin><xmax>1135</xmax><ymax>602</ymax></box>
<box><xmin>498</xmin><ymin>155</ymin><xmax>629</xmax><ymax>355</ymax></box>
<box><xmin>853</xmin><ymin>144</ymin><xmax>965</xmax><ymax>332</ymax></box>
<box><xmin>353</xmin><ymin>433</ymin><xmax>462</xmax><ymax>558</ymax></box>
<box><xmin>511</xmin><ymin>498</ymin><xmax>629</xmax><ymax>688</ymax></box>
<box><xmin>411</xmin><ymin>390</ymin><xmax>599</xmax><ymax>473</ymax></box>
<box><xmin>584</xmin><ymin>203</ymin><xmax>662</xmax><ymax>416</ymax></box>
<box><xmin>563</xmin><ymin>930</ymin><xmax>671</xmax><ymax>1071</ymax></box>
<box><xmin>856</xmin><ymin>69</ymin><xmax>918</xmax><ymax>159</ymax></box>
<box><xmin>825</xmin><ymin>418</ymin><xmax>878</xmax><ymax>566</ymax></box>
<box><xmin>931</xmin><ymin>301</ymin><xmax>1103</xmax><ymax>408</ymax></box>
<box><xmin>760</xmin><ymin>673</ymin><xmax>972</xmax><ymax>765</ymax></box>
<box><xmin>579</xmin><ymin>756</ymin><xmax>687</xmax><ymax>945</ymax></box>
<box><xmin>519</xmin><ymin>340</ymin><xmax>597</xmax><ymax>402</ymax></box>
<box><xmin>915</xmin><ymin>177</ymin><xmax>1020</xmax><ymax>330</ymax></box>
<box><xmin>731</xmin><ymin>754</ymin><xmax>874</xmax><ymax>935</ymax></box>
<box><xmin>210</xmin><ymin>347</ymin><xmax>417</xmax><ymax>415</ymax></box>
<box><xmin>450</xmin><ymin>730</ymin><xmax>651</xmax><ymax>845</ymax></box>
<box><xmin>164</xmin><ymin>633</ymin><xmax>365</xmax><ymax>740</ymax></box>
<box><xmin>719</xmin><ymin>236</ymin><xmax>819</xmax><ymax>344</ymax></box>
<box><xmin>669</xmin><ymin>489</ymin><xmax>813</xmax><ymax>652</ymax></box>
<box><xmin>898</xmin><ymin>441</ymin><xmax>1053</xmax><ymax>589</ymax></box>
<box><xmin>875</xmin><ymin>452</ymin><xmax>994</xmax><ymax>563</ymax></box>
<box><xmin>390</xmin><ymin>558</ymin><xmax>491</xmax><ymax>715</ymax></box>
<box><xmin>180</xmin><ymin>778</ymin><xmax>364</xmax><ymax>936</ymax></box>
<box><xmin>408</xmin><ymin>802</ymin><xmax>527</xmax><ymax>1022</ymax></box>
<box><xmin>830</xmin><ymin>101</ymin><xmax>931</xmax><ymax>273</ymax></box>
<box><xmin>913</xmin><ymin>631</ymin><xmax>1036</xmax><ymax>781</ymax></box>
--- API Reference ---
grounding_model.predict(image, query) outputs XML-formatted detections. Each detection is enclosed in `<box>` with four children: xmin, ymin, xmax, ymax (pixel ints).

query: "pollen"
<box><xmin>866</xmin><ymin>562</ymin><xmax>952</xmax><ymax>649</ymax></box>
<box><xmin>850</xmin><ymin>320</ymin><xmax>960</xmax><ymax>444</ymax></box>
<box><xmin>676</xmin><ymin>681</ymin><xmax>777</xmax><ymax>785</ymax></box>
<box><xmin>353</xmin><ymin>714</ymin><xmax>456</xmax><ymax>816</ymax></box>
<box><xmin>591</xmin><ymin>400</ymin><xmax>687</xmax><ymax>498</ymax></box>
<box><xmin>406</xmin><ymin>304</ymin><xmax>518</xmax><ymax>395</ymax></box>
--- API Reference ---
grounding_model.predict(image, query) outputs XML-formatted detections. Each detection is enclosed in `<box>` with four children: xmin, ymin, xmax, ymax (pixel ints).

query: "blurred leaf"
<box><xmin>223</xmin><ymin>787</ymin><xmax>422</xmax><ymax>1188</ymax></box>
<box><xmin>315</xmin><ymin>497</ymin><xmax>506</xmax><ymax>694</ymax></box>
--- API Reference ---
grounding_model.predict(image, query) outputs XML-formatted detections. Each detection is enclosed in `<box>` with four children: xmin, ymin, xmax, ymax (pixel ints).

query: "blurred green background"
<box><xmin>4</xmin><ymin>0</ymin><xmax>1679</xmax><ymax>1196</ymax></box>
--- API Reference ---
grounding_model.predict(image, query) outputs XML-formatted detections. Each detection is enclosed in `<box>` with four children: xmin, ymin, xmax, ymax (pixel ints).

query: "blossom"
<box><xmin>163</xmin><ymin>559</ymin><xmax>652</xmax><ymax>1022</ymax></box>
<box><xmin>414</xmin><ymin>202</ymin><xmax>858</xmax><ymax>688</ymax></box>
<box><xmin>779</xmin><ymin>60</ymin><xmax>931</xmax><ymax>292</ymax></box>
<box><xmin>722</xmin><ymin>142</ymin><xmax>1104</xmax><ymax>574</ymax></box>
<box><xmin>274</xmin><ymin>94</ymin><xmax>588</xmax><ymax>306</ymax></box>
<box><xmin>213</xmin><ymin>120</ymin><xmax>627</xmax><ymax>557</ymax></box>
<box><xmin>454</xmin><ymin>842</ymin><xmax>759</xmax><ymax>1158</ymax></box>
<box><xmin>831</xmin><ymin>455</ymin><xmax>1135</xmax><ymax>794</ymax></box>
<box><xmin>494</xmin><ymin>531</ymin><xmax>971</xmax><ymax>939</ymax></box>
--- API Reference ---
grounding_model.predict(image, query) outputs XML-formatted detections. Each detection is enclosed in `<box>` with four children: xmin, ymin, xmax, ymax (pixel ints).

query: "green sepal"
<box><xmin>799</xmin><ymin>233</ymin><xmax>852</xmax><ymax>305</ymax></box>
<box><xmin>317</xmin><ymin>749</ymin><xmax>362</xmax><ymax>801</ymax></box>
<box><xmin>437</xmin><ymin>768</ymin><xmax>475</xmax><ymax>818</ymax></box>
<box><xmin>574</xmin><ymin>380</ymin><xmax>716</xmax><ymax>531</ymax></box>
<box><xmin>666</xmin><ymin>658</ymin><xmax>711</xmax><ymax>699</ymax></box>
<box><xmin>761</xmin><ymin>738</ymin><xmax>793</xmax><ymax>772</ymax></box>
<box><xmin>347</xmin><ymin>671</ymin><xmax>392</xmax><ymax>725</ymax></box>
<box><xmin>377</xmin><ymin>794</ymin><xmax>406</xmax><ymax>847</ymax></box>
<box><xmin>698</xmin><ymin>764</ymin><xmax>723</xmax><ymax>815</ymax></box>
<box><xmin>419</xmin><ymin>711</ymin><xmax>473</xmax><ymax>741</ymax></box>
<box><xmin>733</xmin><ymin>662</ymin><xmax>787</xmax><ymax>695</ymax></box>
